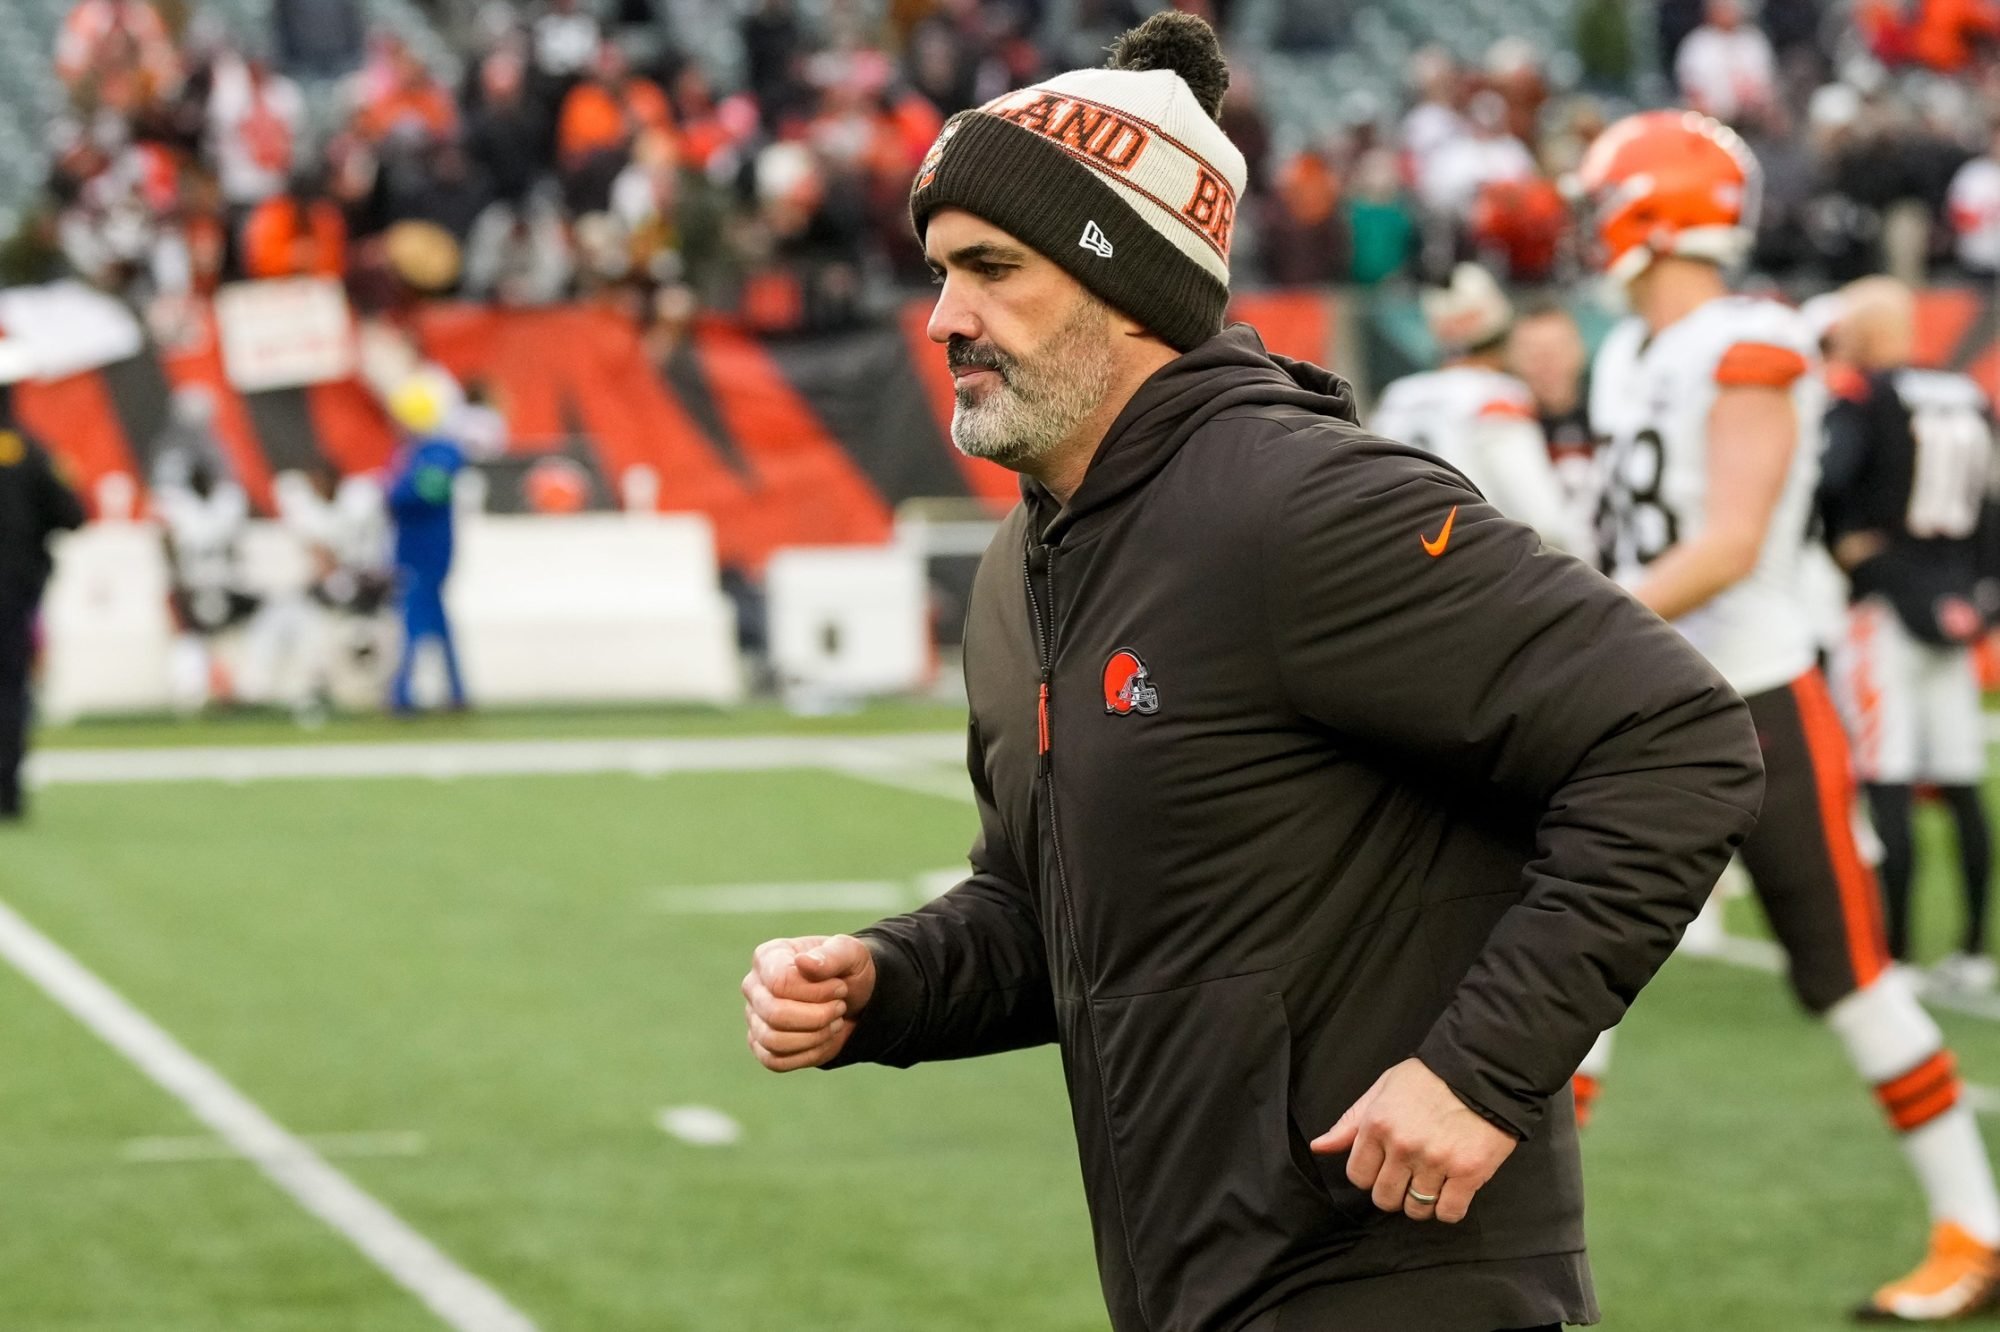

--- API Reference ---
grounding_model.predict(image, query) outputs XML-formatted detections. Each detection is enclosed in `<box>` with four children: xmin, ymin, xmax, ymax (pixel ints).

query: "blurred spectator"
<box><xmin>744</xmin><ymin>0</ymin><xmax>813</xmax><ymax>123</ymax></box>
<box><xmin>241</xmin><ymin>170</ymin><xmax>347</xmax><ymax>279</ymax></box>
<box><xmin>356</xmin><ymin>38</ymin><xmax>457</xmax><ymax>146</ymax></box>
<box><xmin>1417</xmin><ymin>91</ymin><xmax>1536</xmax><ymax>219</ymax></box>
<box><xmin>532</xmin><ymin>0</ymin><xmax>600</xmax><ymax>83</ymax></box>
<box><xmin>1859</xmin><ymin>0</ymin><xmax>2000</xmax><ymax>73</ymax></box>
<box><xmin>464</xmin><ymin>186</ymin><xmax>575</xmax><ymax>304</ymax></box>
<box><xmin>1468</xmin><ymin>176</ymin><xmax>1569</xmax><ymax>282</ymax></box>
<box><xmin>1400</xmin><ymin>47</ymin><xmax>1467</xmax><ymax>177</ymax></box>
<box><xmin>273</xmin><ymin>0</ymin><xmax>365</xmax><ymax>78</ymax></box>
<box><xmin>1948</xmin><ymin>124</ymin><xmax>2000</xmax><ymax>274</ymax></box>
<box><xmin>205</xmin><ymin>51</ymin><xmax>304</xmax><ymax>210</ymax></box>
<box><xmin>466</xmin><ymin>48</ymin><xmax>548</xmax><ymax>207</ymax></box>
<box><xmin>1266</xmin><ymin>146</ymin><xmax>1347</xmax><ymax>284</ymax></box>
<box><xmin>1676</xmin><ymin>0</ymin><xmax>1779</xmax><ymax>124</ymax></box>
<box><xmin>1484</xmin><ymin>39</ymin><xmax>1548</xmax><ymax>147</ymax></box>
<box><xmin>55</xmin><ymin>125</ymin><xmax>185</xmax><ymax>299</ymax></box>
<box><xmin>58</xmin><ymin>0</ymin><xmax>181</xmax><ymax>108</ymax></box>
<box><xmin>557</xmin><ymin>44</ymin><xmax>672</xmax><ymax>212</ymax></box>
<box><xmin>386</xmin><ymin>139</ymin><xmax>494</xmax><ymax>249</ymax></box>
<box><xmin>1344</xmin><ymin>147</ymin><xmax>1414</xmax><ymax>284</ymax></box>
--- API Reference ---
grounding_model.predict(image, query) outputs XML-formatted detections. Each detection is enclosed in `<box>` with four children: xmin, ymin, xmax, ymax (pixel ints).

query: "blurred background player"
<box><xmin>1821</xmin><ymin>276</ymin><xmax>2000</xmax><ymax>994</ymax></box>
<box><xmin>0</xmin><ymin>335</ymin><xmax>83</xmax><ymax>822</ymax></box>
<box><xmin>1506</xmin><ymin>299</ymin><xmax>1601</xmax><ymax>548</ymax></box>
<box><xmin>386</xmin><ymin>369</ymin><xmax>469</xmax><ymax>715</ymax></box>
<box><xmin>150</xmin><ymin>389</ymin><xmax>258</xmax><ymax>713</ymax></box>
<box><xmin>1367</xmin><ymin>262</ymin><xmax>1593</xmax><ymax>555</ymax></box>
<box><xmin>1578</xmin><ymin>108</ymin><xmax>2000</xmax><ymax>1320</ymax></box>
<box><xmin>273</xmin><ymin>459</ymin><xmax>393</xmax><ymax>716</ymax></box>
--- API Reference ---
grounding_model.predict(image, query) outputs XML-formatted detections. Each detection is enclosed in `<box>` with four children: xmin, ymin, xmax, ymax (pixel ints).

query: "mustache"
<box><xmin>947</xmin><ymin>336</ymin><xmax>1013</xmax><ymax>377</ymax></box>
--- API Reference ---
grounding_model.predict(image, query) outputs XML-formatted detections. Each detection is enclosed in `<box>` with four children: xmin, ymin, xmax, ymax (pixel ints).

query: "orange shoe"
<box><xmin>1855</xmin><ymin>1222</ymin><xmax>2000</xmax><ymax>1321</ymax></box>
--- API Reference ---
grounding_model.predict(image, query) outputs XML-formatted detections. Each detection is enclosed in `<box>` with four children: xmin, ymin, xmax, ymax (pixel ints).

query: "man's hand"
<box><xmin>742</xmin><ymin>935</ymin><xmax>876</xmax><ymax>1072</ymax></box>
<box><xmin>1310</xmin><ymin>1057</ymin><xmax>1517</xmax><ymax>1224</ymax></box>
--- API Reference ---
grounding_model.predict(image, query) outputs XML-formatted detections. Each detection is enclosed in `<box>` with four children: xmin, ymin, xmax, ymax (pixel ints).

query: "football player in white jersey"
<box><xmin>1821</xmin><ymin>277</ymin><xmax>1998</xmax><ymax>994</ymax></box>
<box><xmin>1576</xmin><ymin>109</ymin><xmax>2000</xmax><ymax>1321</ymax></box>
<box><xmin>1368</xmin><ymin>263</ymin><xmax>1593</xmax><ymax>555</ymax></box>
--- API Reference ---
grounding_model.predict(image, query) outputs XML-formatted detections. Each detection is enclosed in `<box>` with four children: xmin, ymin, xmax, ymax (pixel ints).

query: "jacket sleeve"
<box><xmin>1262</xmin><ymin>439</ymin><xmax>1764</xmax><ymax>1138</ymax></box>
<box><xmin>828</xmin><ymin>721</ymin><xmax>1056</xmax><ymax>1067</ymax></box>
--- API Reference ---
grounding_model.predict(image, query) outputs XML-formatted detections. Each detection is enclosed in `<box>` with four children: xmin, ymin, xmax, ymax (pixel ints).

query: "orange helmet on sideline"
<box><xmin>1574</xmin><ymin>109</ymin><xmax>1761</xmax><ymax>285</ymax></box>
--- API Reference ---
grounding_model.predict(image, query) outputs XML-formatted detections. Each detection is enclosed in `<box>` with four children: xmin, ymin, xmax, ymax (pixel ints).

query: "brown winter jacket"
<box><xmin>831</xmin><ymin>324</ymin><xmax>1765</xmax><ymax>1332</ymax></box>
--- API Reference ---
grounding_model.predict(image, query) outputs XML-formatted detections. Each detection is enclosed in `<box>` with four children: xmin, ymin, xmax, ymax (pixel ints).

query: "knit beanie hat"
<box><xmin>909</xmin><ymin>12</ymin><xmax>1247</xmax><ymax>352</ymax></box>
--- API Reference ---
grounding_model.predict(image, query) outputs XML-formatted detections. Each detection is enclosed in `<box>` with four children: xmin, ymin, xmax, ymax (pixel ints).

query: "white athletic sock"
<box><xmin>1827</xmin><ymin>975</ymin><xmax>2000</xmax><ymax>1245</ymax></box>
<box><xmin>1905</xmin><ymin>1107</ymin><xmax>2000</xmax><ymax>1244</ymax></box>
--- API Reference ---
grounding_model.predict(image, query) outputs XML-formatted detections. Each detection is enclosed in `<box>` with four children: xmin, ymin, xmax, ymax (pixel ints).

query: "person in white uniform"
<box><xmin>1575</xmin><ymin>107</ymin><xmax>2000</xmax><ymax>1322</ymax></box>
<box><xmin>1369</xmin><ymin>263</ymin><xmax>1592</xmax><ymax>556</ymax></box>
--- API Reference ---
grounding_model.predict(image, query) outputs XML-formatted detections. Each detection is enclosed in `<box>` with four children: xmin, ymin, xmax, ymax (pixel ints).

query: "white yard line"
<box><xmin>123</xmin><ymin>1130</ymin><xmax>426</xmax><ymax>1164</ymax></box>
<box><xmin>0</xmin><ymin>897</ymin><xmax>537</xmax><ymax>1332</ymax></box>
<box><xmin>656</xmin><ymin>1106</ymin><xmax>742</xmax><ymax>1147</ymax></box>
<box><xmin>26</xmin><ymin>732</ymin><xmax>965</xmax><ymax>787</ymax></box>
<box><xmin>645</xmin><ymin>869</ymin><xmax>966</xmax><ymax>914</ymax></box>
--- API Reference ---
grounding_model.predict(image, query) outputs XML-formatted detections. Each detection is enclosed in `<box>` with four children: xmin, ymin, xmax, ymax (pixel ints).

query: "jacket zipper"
<box><xmin>1022</xmin><ymin>538</ymin><xmax>1151</xmax><ymax>1330</ymax></box>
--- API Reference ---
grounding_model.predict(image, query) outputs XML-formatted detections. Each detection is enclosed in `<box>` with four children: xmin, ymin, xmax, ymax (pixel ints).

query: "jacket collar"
<box><xmin>1022</xmin><ymin>323</ymin><xmax>1358</xmax><ymax>543</ymax></box>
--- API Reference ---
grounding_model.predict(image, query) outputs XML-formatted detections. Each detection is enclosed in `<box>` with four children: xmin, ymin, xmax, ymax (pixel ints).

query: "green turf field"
<box><xmin>4</xmin><ymin>708</ymin><xmax>1999</xmax><ymax>1330</ymax></box>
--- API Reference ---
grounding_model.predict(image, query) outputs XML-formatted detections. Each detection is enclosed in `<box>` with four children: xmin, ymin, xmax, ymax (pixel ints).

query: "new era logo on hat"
<box><xmin>1079</xmin><ymin>221</ymin><xmax>1115</xmax><ymax>258</ymax></box>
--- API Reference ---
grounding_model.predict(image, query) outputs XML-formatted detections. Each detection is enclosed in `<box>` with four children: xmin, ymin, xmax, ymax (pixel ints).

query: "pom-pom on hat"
<box><xmin>909</xmin><ymin>11</ymin><xmax>1247</xmax><ymax>352</ymax></box>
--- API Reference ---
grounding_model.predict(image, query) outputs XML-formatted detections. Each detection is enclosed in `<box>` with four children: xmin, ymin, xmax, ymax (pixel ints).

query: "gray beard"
<box><xmin>950</xmin><ymin>299</ymin><xmax>1115</xmax><ymax>470</ymax></box>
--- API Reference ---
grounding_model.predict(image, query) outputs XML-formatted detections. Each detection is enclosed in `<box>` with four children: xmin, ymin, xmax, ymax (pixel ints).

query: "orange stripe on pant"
<box><xmin>1791</xmin><ymin>671</ymin><xmax>1891</xmax><ymax>992</ymax></box>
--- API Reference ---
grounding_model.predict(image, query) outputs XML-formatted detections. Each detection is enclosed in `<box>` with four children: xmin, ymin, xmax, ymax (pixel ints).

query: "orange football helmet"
<box><xmin>1574</xmin><ymin>109</ymin><xmax>1761</xmax><ymax>284</ymax></box>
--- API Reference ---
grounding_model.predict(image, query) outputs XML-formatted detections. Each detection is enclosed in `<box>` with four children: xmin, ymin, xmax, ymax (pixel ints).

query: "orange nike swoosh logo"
<box><xmin>1420</xmin><ymin>506</ymin><xmax>1458</xmax><ymax>557</ymax></box>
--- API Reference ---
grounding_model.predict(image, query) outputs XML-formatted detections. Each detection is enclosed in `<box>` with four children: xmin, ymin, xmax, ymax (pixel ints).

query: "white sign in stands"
<box><xmin>0</xmin><ymin>280</ymin><xmax>144</xmax><ymax>380</ymax></box>
<box><xmin>214</xmin><ymin>277</ymin><xmax>357</xmax><ymax>392</ymax></box>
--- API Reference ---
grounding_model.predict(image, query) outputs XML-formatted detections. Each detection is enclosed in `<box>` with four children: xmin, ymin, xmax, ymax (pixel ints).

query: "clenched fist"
<box><xmin>742</xmin><ymin>935</ymin><xmax>877</xmax><ymax>1072</ymax></box>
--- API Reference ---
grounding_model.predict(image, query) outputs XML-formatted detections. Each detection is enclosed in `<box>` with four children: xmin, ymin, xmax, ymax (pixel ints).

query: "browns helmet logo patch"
<box><xmin>1102</xmin><ymin>649</ymin><xmax>1159</xmax><ymax>716</ymax></box>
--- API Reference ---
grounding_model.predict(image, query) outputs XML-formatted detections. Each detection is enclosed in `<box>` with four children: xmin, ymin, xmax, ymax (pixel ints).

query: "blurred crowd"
<box><xmin>19</xmin><ymin>0</ymin><xmax>2000</xmax><ymax>345</ymax></box>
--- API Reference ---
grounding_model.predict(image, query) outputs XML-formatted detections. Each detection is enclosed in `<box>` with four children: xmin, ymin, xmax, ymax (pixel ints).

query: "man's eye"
<box><xmin>979</xmin><ymin>264</ymin><xmax>1011</xmax><ymax>281</ymax></box>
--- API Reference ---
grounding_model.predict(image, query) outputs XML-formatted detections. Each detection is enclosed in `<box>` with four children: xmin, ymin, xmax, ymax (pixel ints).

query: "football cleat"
<box><xmin>1855</xmin><ymin>1222</ymin><xmax>2000</xmax><ymax>1321</ymax></box>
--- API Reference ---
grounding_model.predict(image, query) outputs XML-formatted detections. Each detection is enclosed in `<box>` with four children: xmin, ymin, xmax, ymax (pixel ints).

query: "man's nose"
<box><xmin>927</xmin><ymin>278</ymin><xmax>980</xmax><ymax>346</ymax></box>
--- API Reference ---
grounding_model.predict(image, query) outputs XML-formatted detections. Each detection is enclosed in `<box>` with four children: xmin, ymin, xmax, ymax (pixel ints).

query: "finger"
<box><xmin>1311</xmin><ymin>1103</ymin><xmax>1361</xmax><ymax>1155</ymax></box>
<box><xmin>748</xmin><ymin>989</ymin><xmax>845</xmax><ymax>1032</ymax></box>
<box><xmin>1345</xmin><ymin>1123</ymin><xmax>1386</xmax><ymax>1191</ymax></box>
<box><xmin>1370</xmin><ymin>1150</ymin><xmax>1413</xmax><ymax>1214</ymax></box>
<box><xmin>795</xmin><ymin>935</ymin><xmax>869</xmax><ymax>982</ymax></box>
<box><xmin>1403</xmin><ymin>1169</ymin><xmax>1445</xmax><ymax>1222</ymax></box>
<box><xmin>755</xmin><ymin>947</ymin><xmax>847</xmax><ymax>1004</ymax></box>
<box><xmin>1434</xmin><ymin>1175</ymin><xmax>1480</xmax><ymax>1225</ymax></box>
<box><xmin>750</xmin><ymin>1025</ymin><xmax>847</xmax><ymax>1072</ymax></box>
<box><xmin>748</xmin><ymin>1012</ymin><xmax>845</xmax><ymax>1056</ymax></box>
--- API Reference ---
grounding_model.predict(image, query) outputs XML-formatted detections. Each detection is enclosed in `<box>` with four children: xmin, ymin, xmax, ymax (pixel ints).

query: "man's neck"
<box><xmin>1635</xmin><ymin>258</ymin><xmax>1728</xmax><ymax>336</ymax></box>
<box><xmin>1023</xmin><ymin>346</ymin><xmax>1179</xmax><ymax>507</ymax></box>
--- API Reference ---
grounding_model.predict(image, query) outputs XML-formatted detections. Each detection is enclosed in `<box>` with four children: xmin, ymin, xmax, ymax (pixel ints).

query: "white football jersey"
<box><xmin>1370</xmin><ymin>365</ymin><xmax>1589</xmax><ymax>554</ymax></box>
<box><xmin>1591</xmin><ymin>296</ymin><xmax>1825</xmax><ymax>697</ymax></box>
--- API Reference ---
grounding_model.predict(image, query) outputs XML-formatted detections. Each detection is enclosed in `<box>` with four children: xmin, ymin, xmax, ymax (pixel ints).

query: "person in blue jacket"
<box><xmin>385</xmin><ymin>373</ymin><xmax>468</xmax><ymax>713</ymax></box>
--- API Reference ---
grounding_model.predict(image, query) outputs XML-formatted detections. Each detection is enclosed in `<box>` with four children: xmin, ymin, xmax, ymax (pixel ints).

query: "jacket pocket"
<box><xmin>1086</xmin><ymin>979</ymin><xmax>1363</xmax><ymax>1332</ymax></box>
